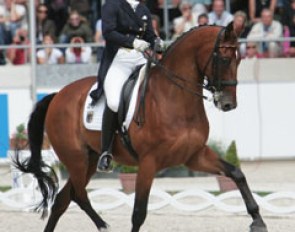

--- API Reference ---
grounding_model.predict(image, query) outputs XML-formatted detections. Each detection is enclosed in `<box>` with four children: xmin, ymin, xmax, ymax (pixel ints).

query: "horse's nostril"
<box><xmin>223</xmin><ymin>103</ymin><xmax>232</xmax><ymax>111</ymax></box>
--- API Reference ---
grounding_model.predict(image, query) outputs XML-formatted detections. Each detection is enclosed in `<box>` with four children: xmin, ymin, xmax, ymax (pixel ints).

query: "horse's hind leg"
<box><xmin>186</xmin><ymin>146</ymin><xmax>267</xmax><ymax>232</ymax></box>
<box><xmin>44</xmin><ymin>150</ymin><xmax>103</xmax><ymax>232</ymax></box>
<box><xmin>68</xmin><ymin>150</ymin><xmax>108</xmax><ymax>231</ymax></box>
<box><xmin>44</xmin><ymin>180</ymin><xmax>72</xmax><ymax>232</ymax></box>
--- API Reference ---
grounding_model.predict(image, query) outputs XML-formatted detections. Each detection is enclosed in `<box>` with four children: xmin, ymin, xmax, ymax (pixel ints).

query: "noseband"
<box><xmin>201</xmin><ymin>27</ymin><xmax>238</xmax><ymax>92</ymax></box>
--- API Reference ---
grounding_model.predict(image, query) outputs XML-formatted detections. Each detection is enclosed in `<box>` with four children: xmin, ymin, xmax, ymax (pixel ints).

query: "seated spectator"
<box><xmin>37</xmin><ymin>34</ymin><xmax>64</xmax><ymax>64</ymax></box>
<box><xmin>244</xmin><ymin>42</ymin><xmax>263</xmax><ymax>59</ymax></box>
<box><xmin>69</xmin><ymin>0</ymin><xmax>90</xmax><ymax>22</ymax></box>
<box><xmin>233</xmin><ymin>11</ymin><xmax>248</xmax><ymax>56</ymax></box>
<box><xmin>151</xmin><ymin>14</ymin><xmax>166</xmax><ymax>39</ymax></box>
<box><xmin>36</xmin><ymin>4</ymin><xmax>56</xmax><ymax>44</ymax></box>
<box><xmin>208</xmin><ymin>0</ymin><xmax>233</xmax><ymax>26</ymax></box>
<box><xmin>192</xmin><ymin>3</ymin><xmax>207</xmax><ymax>20</ymax></box>
<box><xmin>172</xmin><ymin>1</ymin><xmax>197</xmax><ymax>39</ymax></box>
<box><xmin>94</xmin><ymin>18</ymin><xmax>105</xmax><ymax>62</ymax></box>
<box><xmin>248</xmin><ymin>0</ymin><xmax>277</xmax><ymax>23</ymax></box>
<box><xmin>65</xmin><ymin>36</ymin><xmax>92</xmax><ymax>64</ymax></box>
<box><xmin>0</xmin><ymin>4</ymin><xmax>7</xmax><ymax>65</ymax></box>
<box><xmin>149</xmin><ymin>0</ymin><xmax>182</xmax><ymax>37</ymax></box>
<box><xmin>59</xmin><ymin>10</ymin><xmax>93</xmax><ymax>44</ymax></box>
<box><xmin>247</xmin><ymin>8</ymin><xmax>283</xmax><ymax>58</ymax></box>
<box><xmin>198</xmin><ymin>13</ymin><xmax>209</xmax><ymax>26</ymax></box>
<box><xmin>1</xmin><ymin>0</ymin><xmax>28</xmax><ymax>39</ymax></box>
<box><xmin>6</xmin><ymin>28</ymin><xmax>29</xmax><ymax>65</ymax></box>
<box><xmin>46</xmin><ymin>0</ymin><xmax>69</xmax><ymax>37</ymax></box>
<box><xmin>283</xmin><ymin>0</ymin><xmax>295</xmax><ymax>57</ymax></box>
<box><xmin>189</xmin><ymin>0</ymin><xmax>211</xmax><ymax>11</ymax></box>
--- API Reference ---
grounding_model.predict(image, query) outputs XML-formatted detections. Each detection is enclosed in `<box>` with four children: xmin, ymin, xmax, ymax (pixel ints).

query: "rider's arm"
<box><xmin>102</xmin><ymin>0</ymin><xmax>135</xmax><ymax>49</ymax></box>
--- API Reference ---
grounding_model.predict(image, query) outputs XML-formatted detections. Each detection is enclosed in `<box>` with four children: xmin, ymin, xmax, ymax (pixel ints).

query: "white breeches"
<box><xmin>104</xmin><ymin>48</ymin><xmax>146</xmax><ymax>112</ymax></box>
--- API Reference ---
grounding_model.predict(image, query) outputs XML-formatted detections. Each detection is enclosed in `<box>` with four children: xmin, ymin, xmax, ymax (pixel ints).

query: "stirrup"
<box><xmin>97</xmin><ymin>152</ymin><xmax>113</xmax><ymax>173</ymax></box>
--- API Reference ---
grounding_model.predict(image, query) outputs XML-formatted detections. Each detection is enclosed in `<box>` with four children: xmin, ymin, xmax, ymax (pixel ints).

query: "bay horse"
<box><xmin>14</xmin><ymin>22</ymin><xmax>268</xmax><ymax>232</ymax></box>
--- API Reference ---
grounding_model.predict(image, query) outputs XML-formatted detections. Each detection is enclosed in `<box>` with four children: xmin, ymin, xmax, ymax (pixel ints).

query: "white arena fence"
<box><xmin>1</xmin><ymin>150</ymin><xmax>295</xmax><ymax>215</ymax></box>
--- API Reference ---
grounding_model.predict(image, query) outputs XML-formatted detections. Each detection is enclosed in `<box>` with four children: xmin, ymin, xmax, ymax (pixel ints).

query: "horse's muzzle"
<box><xmin>214</xmin><ymin>92</ymin><xmax>237</xmax><ymax>112</ymax></box>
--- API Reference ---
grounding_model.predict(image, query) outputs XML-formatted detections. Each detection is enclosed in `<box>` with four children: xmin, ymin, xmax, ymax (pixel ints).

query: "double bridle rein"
<box><xmin>153</xmin><ymin>26</ymin><xmax>238</xmax><ymax>100</ymax></box>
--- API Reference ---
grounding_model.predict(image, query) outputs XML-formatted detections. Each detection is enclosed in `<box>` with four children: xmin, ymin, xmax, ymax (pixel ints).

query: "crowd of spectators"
<box><xmin>0</xmin><ymin>0</ymin><xmax>294</xmax><ymax>66</ymax></box>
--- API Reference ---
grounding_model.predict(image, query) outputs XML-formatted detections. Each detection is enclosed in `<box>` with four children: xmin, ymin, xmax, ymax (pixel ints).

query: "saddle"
<box><xmin>117</xmin><ymin>64</ymin><xmax>145</xmax><ymax>160</ymax></box>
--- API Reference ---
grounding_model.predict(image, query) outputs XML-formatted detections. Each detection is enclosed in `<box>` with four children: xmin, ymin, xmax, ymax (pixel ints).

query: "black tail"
<box><xmin>13</xmin><ymin>93</ymin><xmax>58</xmax><ymax>218</ymax></box>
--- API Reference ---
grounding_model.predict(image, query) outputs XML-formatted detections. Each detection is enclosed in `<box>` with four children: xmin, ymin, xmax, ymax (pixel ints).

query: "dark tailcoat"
<box><xmin>93</xmin><ymin>0</ymin><xmax>156</xmax><ymax>98</ymax></box>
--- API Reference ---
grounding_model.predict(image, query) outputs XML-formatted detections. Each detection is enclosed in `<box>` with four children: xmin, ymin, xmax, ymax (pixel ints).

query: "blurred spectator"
<box><xmin>233</xmin><ymin>11</ymin><xmax>247</xmax><ymax>31</ymax></box>
<box><xmin>244</xmin><ymin>42</ymin><xmax>263</xmax><ymax>59</ymax></box>
<box><xmin>188</xmin><ymin>0</ymin><xmax>211</xmax><ymax>11</ymax></box>
<box><xmin>1</xmin><ymin>0</ymin><xmax>28</xmax><ymax>39</ymax></box>
<box><xmin>198</xmin><ymin>13</ymin><xmax>209</xmax><ymax>26</ymax></box>
<box><xmin>37</xmin><ymin>34</ymin><xmax>64</xmax><ymax>64</ymax></box>
<box><xmin>248</xmin><ymin>0</ymin><xmax>277</xmax><ymax>23</ymax></box>
<box><xmin>59</xmin><ymin>10</ymin><xmax>93</xmax><ymax>44</ymax></box>
<box><xmin>192</xmin><ymin>3</ymin><xmax>207</xmax><ymax>20</ymax></box>
<box><xmin>65</xmin><ymin>36</ymin><xmax>92</xmax><ymax>64</ymax></box>
<box><xmin>0</xmin><ymin>2</ymin><xmax>7</xmax><ymax>64</ymax></box>
<box><xmin>151</xmin><ymin>14</ymin><xmax>166</xmax><ymax>39</ymax></box>
<box><xmin>283</xmin><ymin>0</ymin><xmax>295</xmax><ymax>57</ymax></box>
<box><xmin>69</xmin><ymin>0</ymin><xmax>90</xmax><ymax>21</ymax></box>
<box><xmin>247</xmin><ymin>8</ymin><xmax>283</xmax><ymax>58</ymax></box>
<box><xmin>208</xmin><ymin>0</ymin><xmax>233</xmax><ymax>26</ymax></box>
<box><xmin>45</xmin><ymin>0</ymin><xmax>69</xmax><ymax>37</ymax></box>
<box><xmin>147</xmin><ymin>0</ymin><xmax>182</xmax><ymax>35</ymax></box>
<box><xmin>94</xmin><ymin>18</ymin><xmax>104</xmax><ymax>62</ymax></box>
<box><xmin>233</xmin><ymin>11</ymin><xmax>248</xmax><ymax>56</ymax></box>
<box><xmin>36</xmin><ymin>4</ymin><xmax>56</xmax><ymax>44</ymax></box>
<box><xmin>172</xmin><ymin>1</ymin><xmax>196</xmax><ymax>39</ymax></box>
<box><xmin>6</xmin><ymin>28</ymin><xmax>29</xmax><ymax>65</ymax></box>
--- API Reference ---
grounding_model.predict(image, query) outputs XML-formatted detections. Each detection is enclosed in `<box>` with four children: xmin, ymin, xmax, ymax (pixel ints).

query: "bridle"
<box><xmin>200</xmin><ymin>27</ymin><xmax>238</xmax><ymax>93</ymax></box>
<box><xmin>150</xmin><ymin>26</ymin><xmax>239</xmax><ymax>100</ymax></box>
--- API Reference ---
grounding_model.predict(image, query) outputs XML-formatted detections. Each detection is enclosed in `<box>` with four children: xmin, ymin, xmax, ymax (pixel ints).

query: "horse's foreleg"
<box><xmin>186</xmin><ymin>146</ymin><xmax>267</xmax><ymax>232</ymax></box>
<box><xmin>131</xmin><ymin>157</ymin><xmax>156</xmax><ymax>232</ymax></box>
<box><xmin>220</xmin><ymin>159</ymin><xmax>267</xmax><ymax>232</ymax></box>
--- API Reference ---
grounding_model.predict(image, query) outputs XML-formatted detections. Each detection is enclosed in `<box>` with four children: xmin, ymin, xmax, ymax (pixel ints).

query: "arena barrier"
<box><xmin>1</xmin><ymin>151</ymin><xmax>295</xmax><ymax>215</ymax></box>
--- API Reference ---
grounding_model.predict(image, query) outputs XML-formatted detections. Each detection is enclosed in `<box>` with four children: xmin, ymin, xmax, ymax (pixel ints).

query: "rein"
<box><xmin>154</xmin><ymin>26</ymin><xmax>237</xmax><ymax>99</ymax></box>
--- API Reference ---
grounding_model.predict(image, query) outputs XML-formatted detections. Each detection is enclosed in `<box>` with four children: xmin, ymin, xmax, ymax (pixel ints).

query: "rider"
<box><xmin>90</xmin><ymin>0</ymin><xmax>160</xmax><ymax>172</ymax></box>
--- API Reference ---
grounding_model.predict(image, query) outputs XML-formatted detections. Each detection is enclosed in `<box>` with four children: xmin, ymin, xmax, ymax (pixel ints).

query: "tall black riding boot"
<box><xmin>97</xmin><ymin>105</ymin><xmax>118</xmax><ymax>172</ymax></box>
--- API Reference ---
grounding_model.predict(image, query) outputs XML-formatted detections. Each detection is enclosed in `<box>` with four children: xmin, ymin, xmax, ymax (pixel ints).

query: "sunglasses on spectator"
<box><xmin>38</xmin><ymin>9</ymin><xmax>48</xmax><ymax>14</ymax></box>
<box><xmin>181</xmin><ymin>6</ymin><xmax>192</xmax><ymax>11</ymax></box>
<box><xmin>70</xmin><ymin>17</ymin><xmax>80</xmax><ymax>21</ymax></box>
<box><xmin>246</xmin><ymin>46</ymin><xmax>256</xmax><ymax>49</ymax></box>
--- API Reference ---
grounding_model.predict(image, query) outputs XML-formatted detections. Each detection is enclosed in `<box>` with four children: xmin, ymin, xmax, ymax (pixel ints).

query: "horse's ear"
<box><xmin>225</xmin><ymin>21</ymin><xmax>244</xmax><ymax>40</ymax></box>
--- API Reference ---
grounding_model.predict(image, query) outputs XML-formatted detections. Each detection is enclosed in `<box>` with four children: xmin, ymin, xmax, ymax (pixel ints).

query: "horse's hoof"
<box><xmin>99</xmin><ymin>225</ymin><xmax>111</xmax><ymax>232</ymax></box>
<box><xmin>250</xmin><ymin>223</ymin><xmax>268</xmax><ymax>232</ymax></box>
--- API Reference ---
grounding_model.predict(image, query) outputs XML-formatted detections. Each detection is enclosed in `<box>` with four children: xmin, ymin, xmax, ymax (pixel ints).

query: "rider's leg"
<box><xmin>97</xmin><ymin>105</ymin><xmax>118</xmax><ymax>172</ymax></box>
<box><xmin>97</xmin><ymin>49</ymin><xmax>147</xmax><ymax>172</ymax></box>
<box><xmin>97</xmin><ymin>55</ymin><xmax>130</xmax><ymax>172</ymax></box>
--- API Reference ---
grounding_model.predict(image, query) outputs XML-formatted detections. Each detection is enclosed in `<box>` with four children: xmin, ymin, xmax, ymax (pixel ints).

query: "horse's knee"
<box><xmin>231</xmin><ymin>167</ymin><xmax>246</xmax><ymax>183</ymax></box>
<box><xmin>221</xmin><ymin>159</ymin><xmax>246</xmax><ymax>183</ymax></box>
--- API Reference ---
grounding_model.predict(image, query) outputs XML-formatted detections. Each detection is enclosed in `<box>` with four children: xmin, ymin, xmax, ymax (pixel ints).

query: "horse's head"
<box><xmin>201</xmin><ymin>22</ymin><xmax>243</xmax><ymax>112</ymax></box>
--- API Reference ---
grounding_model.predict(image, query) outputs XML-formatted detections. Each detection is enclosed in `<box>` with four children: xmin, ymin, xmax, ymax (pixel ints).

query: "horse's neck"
<box><xmin>149</xmin><ymin>48</ymin><xmax>207</xmax><ymax>124</ymax></box>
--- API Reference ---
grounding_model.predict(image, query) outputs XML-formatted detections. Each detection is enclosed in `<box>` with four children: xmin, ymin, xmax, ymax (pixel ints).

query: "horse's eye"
<box><xmin>221</xmin><ymin>57</ymin><xmax>231</xmax><ymax>66</ymax></box>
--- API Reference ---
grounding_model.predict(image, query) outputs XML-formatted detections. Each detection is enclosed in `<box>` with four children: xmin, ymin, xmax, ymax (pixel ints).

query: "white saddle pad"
<box><xmin>83</xmin><ymin>65</ymin><xmax>147</xmax><ymax>131</ymax></box>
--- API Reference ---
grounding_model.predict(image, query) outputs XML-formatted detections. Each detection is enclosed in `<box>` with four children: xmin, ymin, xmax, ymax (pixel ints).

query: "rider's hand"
<box><xmin>133</xmin><ymin>39</ymin><xmax>150</xmax><ymax>52</ymax></box>
<box><xmin>154</xmin><ymin>37</ymin><xmax>165</xmax><ymax>53</ymax></box>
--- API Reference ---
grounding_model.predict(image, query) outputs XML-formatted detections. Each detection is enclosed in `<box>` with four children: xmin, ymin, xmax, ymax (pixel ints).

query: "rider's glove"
<box><xmin>133</xmin><ymin>39</ymin><xmax>150</xmax><ymax>52</ymax></box>
<box><xmin>154</xmin><ymin>37</ymin><xmax>165</xmax><ymax>53</ymax></box>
